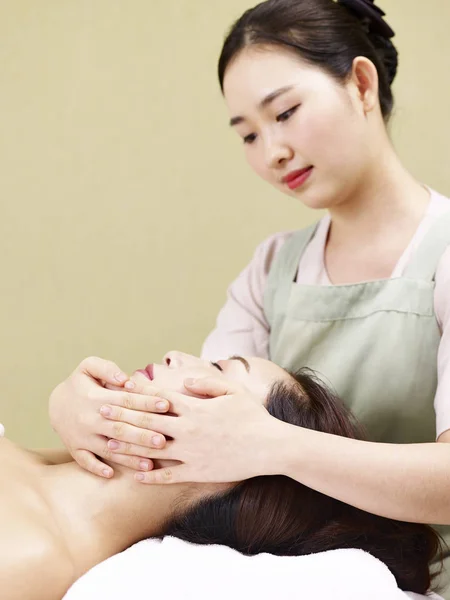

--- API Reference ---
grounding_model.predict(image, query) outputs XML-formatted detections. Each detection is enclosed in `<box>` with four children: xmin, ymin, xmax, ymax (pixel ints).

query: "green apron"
<box><xmin>264</xmin><ymin>213</ymin><xmax>450</xmax><ymax>597</ymax></box>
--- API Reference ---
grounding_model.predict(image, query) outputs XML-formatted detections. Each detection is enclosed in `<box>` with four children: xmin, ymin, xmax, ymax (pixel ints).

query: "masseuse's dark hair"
<box><xmin>218</xmin><ymin>0</ymin><xmax>398</xmax><ymax>121</ymax></box>
<box><xmin>164</xmin><ymin>369</ymin><xmax>442</xmax><ymax>595</ymax></box>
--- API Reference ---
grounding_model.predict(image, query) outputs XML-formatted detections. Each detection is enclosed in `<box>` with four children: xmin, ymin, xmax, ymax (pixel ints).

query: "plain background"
<box><xmin>1</xmin><ymin>0</ymin><xmax>449</xmax><ymax>447</ymax></box>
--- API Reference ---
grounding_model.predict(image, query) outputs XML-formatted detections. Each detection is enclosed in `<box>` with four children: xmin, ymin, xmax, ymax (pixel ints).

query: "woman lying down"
<box><xmin>0</xmin><ymin>353</ymin><xmax>443</xmax><ymax>600</ymax></box>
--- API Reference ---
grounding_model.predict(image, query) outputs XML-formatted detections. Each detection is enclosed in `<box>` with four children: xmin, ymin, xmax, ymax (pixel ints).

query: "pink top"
<box><xmin>202</xmin><ymin>189</ymin><xmax>450</xmax><ymax>438</ymax></box>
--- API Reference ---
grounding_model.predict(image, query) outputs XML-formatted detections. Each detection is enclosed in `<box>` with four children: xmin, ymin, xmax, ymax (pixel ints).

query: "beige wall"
<box><xmin>0</xmin><ymin>1</ymin><xmax>449</xmax><ymax>447</ymax></box>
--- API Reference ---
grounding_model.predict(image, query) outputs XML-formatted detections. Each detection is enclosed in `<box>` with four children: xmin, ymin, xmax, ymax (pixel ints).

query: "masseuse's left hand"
<box><xmin>100</xmin><ymin>377</ymin><xmax>283</xmax><ymax>483</ymax></box>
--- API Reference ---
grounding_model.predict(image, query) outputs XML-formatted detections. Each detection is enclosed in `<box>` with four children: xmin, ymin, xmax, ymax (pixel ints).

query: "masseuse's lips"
<box><xmin>282</xmin><ymin>166</ymin><xmax>313</xmax><ymax>190</ymax></box>
<box><xmin>136</xmin><ymin>364</ymin><xmax>154</xmax><ymax>381</ymax></box>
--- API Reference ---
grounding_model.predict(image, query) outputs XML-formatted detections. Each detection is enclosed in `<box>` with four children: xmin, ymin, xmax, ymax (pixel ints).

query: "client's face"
<box><xmin>130</xmin><ymin>351</ymin><xmax>291</xmax><ymax>402</ymax></box>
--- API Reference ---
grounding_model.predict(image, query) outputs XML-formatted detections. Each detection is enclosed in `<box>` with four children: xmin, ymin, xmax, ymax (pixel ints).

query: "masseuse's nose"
<box><xmin>163</xmin><ymin>351</ymin><xmax>202</xmax><ymax>369</ymax></box>
<box><xmin>264</xmin><ymin>131</ymin><xmax>294</xmax><ymax>170</ymax></box>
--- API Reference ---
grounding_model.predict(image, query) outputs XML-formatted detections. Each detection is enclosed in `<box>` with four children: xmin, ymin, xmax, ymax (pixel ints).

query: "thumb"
<box><xmin>184</xmin><ymin>376</ymin><xmax>240</xmax><ymax>397</ymax></box>
<box><xmin>73</xmin><ymin>449</ymin><xmax>114</xmax><ymax>479</ymax></box>
<box><xmin>79</xmin><ymin>356</ymin><xmax>129</xmax><ymax>386</ymax></box>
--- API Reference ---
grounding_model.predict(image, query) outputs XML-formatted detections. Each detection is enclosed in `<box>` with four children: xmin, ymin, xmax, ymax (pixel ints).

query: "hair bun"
<box><xmin>338</xmin><ymin>0</ymin><xmax>395</xmax><ymax>40</ymax></box>
<box><xmin>368</xmin><ymin>33</ymin><xmax>399</xmax><ymax>85</ymax></box>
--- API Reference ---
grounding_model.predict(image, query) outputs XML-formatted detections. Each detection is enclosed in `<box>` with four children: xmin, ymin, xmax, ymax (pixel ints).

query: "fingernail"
<box><xmin>135</xmin><ymin>473</ymin><xmax>145</xmax><ymax>482</ymax></box>
<box><xmin>139</xmin><ymin>460</ymin><xmax>150</xmax><ymax>471</ymax></box>
<box><xmin>185</xmin><ymin>378</ymin><xmax>197</xmax><ymax>387</ymax></box>
<box><xmin>125</xmin><ymin>380</ymin><xmax>135</xmax><ymax>390</ymax></box>
<box><xmin>115</xmin><ymin>372</ymin><xmax>127</xmax><ymax>384</ymax></box>
<box><xmin>152</xmin><ymin>435</ymin><xmax>162</xmax><ymax>447</ymax></box>
<box><xmin>100</xmin><ymin>406</ymin><xmax>112</xmax><ymax>417</ymax></box>
<box><xmin>108</xmin><ymin>440</ymin><xmax>120</xmax><ymax>450</ymax></box>
<box><xmin>102</xmin><ymin>469</ymin><xmax>112</xmax><ymax>478</ymax></box>
<box><xmin>156</xmin><ymin>401</ymin><xmax>168</xmax><ymax>411</ymax></box>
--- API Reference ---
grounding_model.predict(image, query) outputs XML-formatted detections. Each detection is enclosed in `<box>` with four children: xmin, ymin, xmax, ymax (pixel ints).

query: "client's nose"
<box><xmin>164</xmin><ymin>351</ymin><xmax>179</xmax><ymax>367</ymax></box>
<box><xmin>163</xmin><ymin>351</ymin><xmax>200</xmax><ymax>368</ymax></box>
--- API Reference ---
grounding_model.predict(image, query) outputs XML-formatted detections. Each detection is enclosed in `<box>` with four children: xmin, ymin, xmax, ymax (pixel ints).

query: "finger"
<box><xmin>100</xmin><ymin>405</ymin><xmax>170</xmax><ymax>436</ymax></box>
<box><xmin>184</xmin><ymin>375</ymin><xmax>242</xmax><ymax>397</ymax></box>
<box><xmin>85</xmin><ymin>386</ymin><xmax>165</xmax><ymax>410</ymax></box>
<box><xmin>75</xmin><ymin>442</ymin><xmax>153</xmax><ymax>474</ymax></box>
<box><xmin>79</xmin><ymin>356</ymin><xmax>129</xmax><ymax>386</ymax></box>
<box><xmin>114</xmin><ymin>383</ymin><xmax>190</xmax><ymax>416</ymax></box>
<box><xmin>100</xmin><ymin>418</ymin><xmax>177</xmax><ymax>446</ymax></box>
<box><xmin>106</xmin><ymin>439</ymin><xmax>176</xmax><ymax>459</ymax></box>
<box><xmin>101</xmin><ymin>392</ymin><xmax>170</xmax><ymax>414</ymax></box>
<box><xmin>104</xmin><ymin>383</ymin><xmax>125</xmax><ymax>392</ymax></box>
<box><xmin>124</xmin><ymin>381</ymin><xmax>191</xmax><ymax>411</ymax></box>
<box><xmin>85</xmin><ymin>386</ymin><xmax>139</xmax><ymax>406</ymax></box>
<box><xmin>106</xmin><ymin>453</ymin><xmax>154</xmax><ymax>472</ymax></box>
<box><xmin>73</xmin><ymin>449</ymin><xmax>114</xmax><ymax>479</ymax></box>
<box><xmin>134</xmin><ymin>464</ymin><xmax>191</xmax><ymax>485</ymax></box>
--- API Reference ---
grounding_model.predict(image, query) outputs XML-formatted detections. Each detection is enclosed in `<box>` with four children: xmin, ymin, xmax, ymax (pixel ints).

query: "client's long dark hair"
<box><xmin>164</xmin><ymin>369</ymin><xmax>442</xmax><ymax>594</ymax></box>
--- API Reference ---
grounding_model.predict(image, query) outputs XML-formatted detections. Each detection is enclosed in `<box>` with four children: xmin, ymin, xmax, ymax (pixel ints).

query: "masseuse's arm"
<box><xmin>101</xmin><ymin>374</ymin><xmax>450</xmax><ymax>526</ymax></box>
<box><xmin>278</xmin><ymin>416</ymin><xmax>450</xmax><ymax>525</ymax></box>
<box><xmin>201</xmin><ymin>232</ymin><xmax>290</xmax><ymax>361</ymax></box>
<box><xmin>99</xmin><ymin>254</ymin><xmax>450</xmax><ymax>526</ymax></box>
<box><xmin>264</xmin><ymin>257</ymin><xmax>450</xmax><ymax>525</ymax></box>
<box><xmin>111</xmin><ymin>253</ymin><xmax>450</xmax><ymax>525</ymax></box>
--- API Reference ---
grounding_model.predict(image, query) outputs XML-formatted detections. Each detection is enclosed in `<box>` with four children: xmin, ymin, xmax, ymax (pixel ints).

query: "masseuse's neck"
<box><xmin>41</xmin><ymin>461</ymin><xmax>189</xmax><ymax>578</ymax></box>
<box><xmin>328</xmin><ymin>135</ymin><xmax>429</xmax><ymax>244</ymax></box>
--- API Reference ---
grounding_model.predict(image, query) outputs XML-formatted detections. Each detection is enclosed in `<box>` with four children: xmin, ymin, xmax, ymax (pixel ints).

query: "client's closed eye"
<box><xmin>210</xmin><ymin>362</ymin><xmax>224</xmax><ymax>372</ymax></box>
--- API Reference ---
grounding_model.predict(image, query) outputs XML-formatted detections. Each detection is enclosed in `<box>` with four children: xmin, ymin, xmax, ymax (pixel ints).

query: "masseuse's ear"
<box><xmin>349</xmin><ymin>56</ymin><xmax>379</xmax><ymax>115</ymax></box>
<box><xmin>184</xmin><ymin>376</ymin><xmax>242</xmax><ymax>398</ymax></box>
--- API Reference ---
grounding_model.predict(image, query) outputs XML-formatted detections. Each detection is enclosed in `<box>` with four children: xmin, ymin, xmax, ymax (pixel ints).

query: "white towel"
<box><xmin>63</xmin><ymin>536</ymin><xmax>439</xmax><ymax>600</ymax></box>
<box><xmin>0</xmin><ymin>423</ymin><xmax>4</xmax><ymax>437</ymax></box>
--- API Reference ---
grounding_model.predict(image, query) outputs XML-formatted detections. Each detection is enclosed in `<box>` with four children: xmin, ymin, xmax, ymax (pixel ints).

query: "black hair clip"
<box><xmin>338</xmin><ymin>0</ymin><xmax>395</xmax><ymax>39</ymax></box>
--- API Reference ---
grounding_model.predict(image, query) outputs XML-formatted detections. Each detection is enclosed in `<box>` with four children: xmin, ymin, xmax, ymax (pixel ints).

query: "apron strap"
<box><xmin>265</xmin><ymin>211</ymin><xmax>450</xmax><ymax>324</ymax></box>
<box><xmin>403</xmin><ymin>212</ymin><xmax>450</xmax><ymax>281</ymax></box>
<box><xmin>264</xmin><ymin>223</ymin><xmax>318</xmax><ymax>326</ymax></box>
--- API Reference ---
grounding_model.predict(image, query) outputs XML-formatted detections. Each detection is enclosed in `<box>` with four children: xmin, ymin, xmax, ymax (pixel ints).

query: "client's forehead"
<box><xmin>220</xmin><ymin>356</ymin><xmax>291</xmax><ymax>404</ymax></box>
<box><xmin>244</xmin><ymin>357</ymin><xmax>292</xmax><ymax>384</ymax></box>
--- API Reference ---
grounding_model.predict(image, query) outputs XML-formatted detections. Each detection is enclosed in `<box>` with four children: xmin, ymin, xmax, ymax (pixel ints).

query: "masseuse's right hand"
<box><xmin>49</xmin><ymin>357</ymin><xmax>168</xmax><ymax>478</ymax></box>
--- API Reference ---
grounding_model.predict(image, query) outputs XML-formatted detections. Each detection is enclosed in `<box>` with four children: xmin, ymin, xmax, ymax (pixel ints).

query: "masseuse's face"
<box><xmin>223</xmin><ymin>47</ymin><xmax>372</xmax><ymax>210</ymax></box>
<box><xmin>131</xmin><ymin>351</ymin><xmax>290</xmax><ymax>402</ymax></box>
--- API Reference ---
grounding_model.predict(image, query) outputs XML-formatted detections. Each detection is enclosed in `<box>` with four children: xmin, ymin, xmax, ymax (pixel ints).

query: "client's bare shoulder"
<box><xmin>0</xmin><ymin>437</ymin><xmax>74</xmax><ymax>600</ymax></box>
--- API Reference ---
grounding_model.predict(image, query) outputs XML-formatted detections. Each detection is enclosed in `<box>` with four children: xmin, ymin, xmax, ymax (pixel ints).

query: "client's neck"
<box><xmin>40</xmin><ymin>460</ymin><xmax>191</xmax><ymax>578</ymax></box>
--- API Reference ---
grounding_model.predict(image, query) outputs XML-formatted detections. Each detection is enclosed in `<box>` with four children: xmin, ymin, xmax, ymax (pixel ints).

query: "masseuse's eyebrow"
<box><xmin>229</xmin><ymin>85</ymin><xmax>295</xmax><ymax>127</ymax></box>
<box><xmin>229</xmin><ymin>355</ymin><xmax>250</xmax><ymax>372</ymax></box>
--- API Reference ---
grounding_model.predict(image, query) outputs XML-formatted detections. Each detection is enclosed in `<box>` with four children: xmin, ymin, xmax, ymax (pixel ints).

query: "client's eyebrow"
<box><xmin>229</xmin><ymin>355</ymin><xmax>250</xmax><ymax>372</ymax></box>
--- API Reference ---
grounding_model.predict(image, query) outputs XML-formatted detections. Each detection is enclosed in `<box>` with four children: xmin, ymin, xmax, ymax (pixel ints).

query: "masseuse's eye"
<box><xmin>277</xmin><ymin>104</ymin><xmax>300</xmax><ymax>123</ymax></box>
<box><xmin>243</xmin><ymin>133</ymin><xmax>257</xmax><ymax>145</ymax></box>
<box><xmin>210</xmin><ymin>362</ymin><xmax>224</xmax><ymax>372</ymax></box>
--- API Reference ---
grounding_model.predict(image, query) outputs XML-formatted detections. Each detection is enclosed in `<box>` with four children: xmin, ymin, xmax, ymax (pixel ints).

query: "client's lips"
<box><xmin>136</xmin><ymin>364</ymin><xmax>154</xmax><ymax>381</ymax></box>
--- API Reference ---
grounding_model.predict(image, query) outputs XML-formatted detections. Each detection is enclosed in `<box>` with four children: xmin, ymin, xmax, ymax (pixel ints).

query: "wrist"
<box><xmin>258</xmin><ymin>416</ymin><xmax>300</xmax><ymax>477</ymax></box>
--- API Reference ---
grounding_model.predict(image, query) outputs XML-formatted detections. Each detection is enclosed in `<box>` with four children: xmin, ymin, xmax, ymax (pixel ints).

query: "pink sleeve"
<box><xmin>201</xmin><ymin>232</ymin><xmax>293</xmax><ymax>361</ymax></box>
<box><xmin>433</xmin><ymin>246</ymin><xmax>450</xmax><ymax>438</ymax></box>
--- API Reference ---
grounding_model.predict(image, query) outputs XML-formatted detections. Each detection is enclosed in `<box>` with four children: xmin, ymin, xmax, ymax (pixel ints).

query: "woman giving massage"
<box><xmin>0</xmin><ymin>352</ymin><xmax>442</xmax><ymax>599</ymax></box>
<box><xmin>49</xmin><ymin>5</ymin><xmax>450</xmax><ymax>596</ymax></box>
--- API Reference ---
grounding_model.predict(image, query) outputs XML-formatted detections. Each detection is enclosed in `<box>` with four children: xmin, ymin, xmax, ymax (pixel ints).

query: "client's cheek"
<box><xmin>246</xmin><ymin>381</ymin><xmax>272</xmax><ymax>405</ymax></box>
